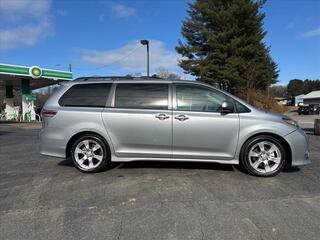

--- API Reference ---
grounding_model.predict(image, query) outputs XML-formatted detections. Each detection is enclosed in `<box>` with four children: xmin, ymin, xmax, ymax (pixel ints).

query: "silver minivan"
<box><xmin>40</xmin><ymin>77</ymin><xmax>310</xmax><ymax>177</ymax></box>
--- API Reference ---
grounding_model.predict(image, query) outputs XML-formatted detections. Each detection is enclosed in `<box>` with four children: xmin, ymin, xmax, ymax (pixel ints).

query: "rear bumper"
<box><xmin>284</xmin><ymin>128</ymin><xmax>311</xmax><ymax>166</ymax></box>
<box><xmin>39</xmin><ymin>127</ymin><xmax>66</xmax><ymax>158</ymax></box>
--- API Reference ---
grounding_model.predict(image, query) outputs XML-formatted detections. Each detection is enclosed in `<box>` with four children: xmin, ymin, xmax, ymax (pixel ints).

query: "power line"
<box><xmin>72</xmin><ymin>45</ymin><xmax>143</xmax><ymax>71</ymax></box>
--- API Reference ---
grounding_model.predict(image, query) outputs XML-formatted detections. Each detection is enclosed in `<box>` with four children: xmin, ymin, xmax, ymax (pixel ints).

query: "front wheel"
<box><xmin>71</xmin><ymin>134</ymin><xmax>109</xmax><ymax>173</ymax></box>
<box><xmin>240</xmin><ymin>135</ymin><xmax>287</xmax><ymax>177</ymax></box>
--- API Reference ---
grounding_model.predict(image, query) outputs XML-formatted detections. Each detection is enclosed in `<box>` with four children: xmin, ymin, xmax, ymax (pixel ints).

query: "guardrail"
<box><xmin>0</xmin><ymin>112</ymin><xmax>42</xmax><ymax>122</ymax></box>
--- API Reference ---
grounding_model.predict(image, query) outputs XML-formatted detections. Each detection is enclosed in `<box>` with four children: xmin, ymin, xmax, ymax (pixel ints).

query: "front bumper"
<box><xmin>284</xmin><ymin>128</ymin><xmax>311</xmax><ymax>166</ymax></box>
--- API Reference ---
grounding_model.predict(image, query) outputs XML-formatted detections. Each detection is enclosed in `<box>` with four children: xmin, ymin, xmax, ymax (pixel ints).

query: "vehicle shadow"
<box><xmin>283</xmin><ymin>165</ymin><xmax>300</xmax><ymax>173</ymax></box>
<box><xmin>58</xmin><ymin>158</ymin><xmax>73</xmax><ymax>167</ymax></box>
<box><xmin>117</xmin><ymin>161</ymin><xmax>235</xmax><ymax>171</ymax></box>
<box><xmin>58</xmin><ymin>159</ymin><xmax>300</xmax><ymax>173</ymax></box>
<box><xmin>58</xmin><ymin>158</ymin><xmax>235</xmax><ymax>172</ymax></box>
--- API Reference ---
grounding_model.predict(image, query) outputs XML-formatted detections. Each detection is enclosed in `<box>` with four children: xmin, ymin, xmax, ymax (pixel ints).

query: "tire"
<box><xmin>71</xmin><ymin>134</ymin><xmax>110</xmax><ymax>173</ymax></box>
<box><xmin>240</xmin><ymin>135</ymin><xmax>286</xmax><ymax>177</ymax></box>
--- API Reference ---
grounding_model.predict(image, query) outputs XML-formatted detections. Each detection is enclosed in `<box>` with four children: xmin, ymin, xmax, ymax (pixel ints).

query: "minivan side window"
<box><xmin>234</xmin><ymin>101</ymin><xmax>251</xmax><ymax>113</ymax></box>
<box><xmin>59</xmin><ymin>83</ymin><xmax>111</xmax><ymax>107</ymax></box>
<box><xmin>115</xmin><ymin>83</ymin><xmax>169</xmax><ymax>110</ymax></box>
<box><xmin>176</xmin><ymin>84</ymin><xmax>231</xmax><ymax>113</ymax></box>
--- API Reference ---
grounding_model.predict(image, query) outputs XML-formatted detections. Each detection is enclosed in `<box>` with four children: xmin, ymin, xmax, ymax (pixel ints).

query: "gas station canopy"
<box><xmin>0</xmin><ymin>63</ymin><xmax>73</xmax><ymax>121</ymax></box>
<box><xmin>0</xmin><ymin>63</ymin><xmax>73</xmax><ymax>90</ymax></box>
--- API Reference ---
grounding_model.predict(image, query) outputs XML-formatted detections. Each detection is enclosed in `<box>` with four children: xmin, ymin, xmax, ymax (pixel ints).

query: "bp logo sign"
<box><xmin>29</xmin><ymin>66</ymin><xmax>42</xmax><ymax>78</ymax></box>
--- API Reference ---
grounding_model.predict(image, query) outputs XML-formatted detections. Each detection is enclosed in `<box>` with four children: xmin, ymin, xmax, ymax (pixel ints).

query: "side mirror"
<box><xmin>221</xmin><ymin>101</ymin><xmax>234</xmax><ymax>114</ymax></box>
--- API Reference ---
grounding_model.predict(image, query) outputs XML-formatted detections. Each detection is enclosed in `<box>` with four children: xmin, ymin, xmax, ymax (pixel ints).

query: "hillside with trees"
<box><xmin>287</xmin><ymin>79</ymin><xmax>320</xmax><ymax>97</ymax></box>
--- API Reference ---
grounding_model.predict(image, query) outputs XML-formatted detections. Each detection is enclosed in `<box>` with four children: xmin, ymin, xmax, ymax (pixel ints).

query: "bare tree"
<box><xmin>156</xmin><ymin>67</ymin><xmax>181</xmax><ymax>80</ymax></box>
<box><xmin>268</xmin><ymin>85</ymin><xmax>288</xmax><ymax>98</ymax></box>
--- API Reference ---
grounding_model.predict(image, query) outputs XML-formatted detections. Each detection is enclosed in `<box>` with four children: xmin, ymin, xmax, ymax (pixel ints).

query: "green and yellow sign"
<box><xmin>29</xmin><ymin>66</ymin><xmax>42</xmax><ymax>78</ymax></box>
<box><xmin>0</xmin><ymin>63</ymin><xmax>73</xmax><ymax>80</ymax></box>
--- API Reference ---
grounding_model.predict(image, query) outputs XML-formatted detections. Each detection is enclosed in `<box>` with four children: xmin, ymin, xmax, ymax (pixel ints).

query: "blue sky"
<box><xmin>0</xmin><ymin>0</ymin><xmax>319</xmax><ymax>84</ymax></box>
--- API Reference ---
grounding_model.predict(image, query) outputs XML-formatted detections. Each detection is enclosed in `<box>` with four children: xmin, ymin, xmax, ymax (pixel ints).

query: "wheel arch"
<box><xmin>66</xmin><ymin>131</ymin><xmax>111</xmax><ymax>159</ymax></box>
<box><xmin>239</xmin><ymin>132</ymin><xmax>292</xmax><ymax>165</ymax></box>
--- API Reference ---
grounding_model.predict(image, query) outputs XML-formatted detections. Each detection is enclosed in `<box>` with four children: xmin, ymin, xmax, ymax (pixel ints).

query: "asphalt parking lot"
<box><xmin>1</xmin><ymin>118</ymin><xmax>320</xmax><ymax>240</ymax></box>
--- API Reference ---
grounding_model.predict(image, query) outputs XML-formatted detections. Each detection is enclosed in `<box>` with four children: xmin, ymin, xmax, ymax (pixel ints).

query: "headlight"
<box><xmin>282</xmin><ymin>117</ymin><xmax>299</xmax><ymax>127</ymax></box>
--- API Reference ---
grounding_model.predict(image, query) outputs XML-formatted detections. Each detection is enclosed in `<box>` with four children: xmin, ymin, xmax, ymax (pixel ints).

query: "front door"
<box><xmin>102</xmin><ymin>82</ymin><xmax>172</xmax><ymax>158</ymax></box>
<box><xmin>172</xmin><ymin>83</ymin><xmax>239</xmax><ymax>160</ymax></box>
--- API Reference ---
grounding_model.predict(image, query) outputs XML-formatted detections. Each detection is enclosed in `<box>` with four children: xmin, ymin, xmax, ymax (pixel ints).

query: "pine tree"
<box><xmin>176</xmin><ymin>0</ymin><xmax>278</xmax><ymax>92</ymax></box>
<box><xmin>287</xmin><ymin>79</ymin><xmax>304</xmax><ymax>97</ymax></box>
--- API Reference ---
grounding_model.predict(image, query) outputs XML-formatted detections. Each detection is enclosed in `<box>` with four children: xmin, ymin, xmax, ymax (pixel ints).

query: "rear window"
<box><xmin>59</xmin><ymin>83</ymin><xmax>111</xmax><ymax>107</ymax></box>
<box><xmin>115</xmin><ymin>83</ymin><xmax>169</xmax><ymax>110</ymax></box>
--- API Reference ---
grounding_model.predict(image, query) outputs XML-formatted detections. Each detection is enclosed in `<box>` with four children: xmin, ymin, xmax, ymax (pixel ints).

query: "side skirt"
<box><xmin>111</xmin><ymin>155</ymin><xmax>239</xmax><ymax>165</ymax></box>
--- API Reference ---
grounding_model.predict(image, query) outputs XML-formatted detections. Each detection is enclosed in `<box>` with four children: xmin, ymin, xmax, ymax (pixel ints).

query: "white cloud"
<box><xmin>78</xmin><ymin>40</ymin><xmax>180</xmax><ymax>73</ymax></box>
<box><xmin>98</xmin><ymin>2</ymin><xmax>136</xmax><ymax>22</ymax></box>
<box><xmin>112</xmin><ymin>4</ymin><xmax>135</xmax><ymax>18</ymax></box>
<box><xmin>0</xmin><ymin>0</ymin><xmax>53</xmax><ymax>51</ymax></box>
<box><xmin>286</xmin><ymin>21</ymin><xmax>295</xmax><ymax>30</ymax></box>
<box><xmin>0</xmin><ymin>21</ymin><xmax>52</xmax><ymax>51</ymax></box>
<box><xmin>55</xmin><ymin>9</ymin><xmax>67</xmax><ymax>16</ymax></box>
<box><xmin>302</xmin><ymin>27</ymin><xmax>320</xmax><ymax>38</ymax></box>
<box><xmin>98</xmin><ymin>14</ymin><xmax>105</xmax><ymax>22</ymax></box>
<box><xmin>0</xmin><ymin>0</ymin><xmax>51</xmax><ymax>22</ymax></box>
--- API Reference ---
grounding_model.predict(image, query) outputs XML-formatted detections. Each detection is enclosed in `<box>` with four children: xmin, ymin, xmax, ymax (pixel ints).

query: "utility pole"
<box><xmin>140</xmin><ymin>40</ymin><xmax>149</xmax><ymax>77</ymax></box>
<box><xmin>55</xmin><ymin>63</ymin><xmax>72</xmax><ymax>72</ymax></box>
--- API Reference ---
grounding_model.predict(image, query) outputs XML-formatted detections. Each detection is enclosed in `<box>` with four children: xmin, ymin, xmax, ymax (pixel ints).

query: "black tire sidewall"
<box><xmin>241</xmin><ymin>135</ymin><xmax>286</xmax><ymax>177</ymax></box>
<box><xmin>71</xmin><ymin>135</ymin><xmax>109</xmax><ymax>173</ymax></box>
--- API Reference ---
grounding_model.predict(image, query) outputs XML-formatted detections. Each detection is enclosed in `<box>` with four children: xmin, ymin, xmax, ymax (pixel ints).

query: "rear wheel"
<box><xmin>71</xmin><ymin>134</ymin><xmax>109</xmax><ymax>173</ymax></box>
<box><xmin>241</xmin><ymin>135</ymin><xmax>286</xmax><ymax>177</ymax></box>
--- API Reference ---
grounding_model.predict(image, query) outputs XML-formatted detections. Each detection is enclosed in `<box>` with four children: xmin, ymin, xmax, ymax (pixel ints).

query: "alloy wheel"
<box><xmin>74</xmin><ymin>139</ymin><xmax>104</xmax><ymax>170</ymax></box>
<box><xmin>248</xmin><ymin>141</ymin><xmax>282</xmax><ymax>174</ymax></box>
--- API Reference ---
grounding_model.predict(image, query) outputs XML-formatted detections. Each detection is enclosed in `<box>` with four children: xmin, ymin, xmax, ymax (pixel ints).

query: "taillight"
<box><xmin>41</xmin><ymin>109</ymin><xmax>57</xmax><ymax>117</ymax></box>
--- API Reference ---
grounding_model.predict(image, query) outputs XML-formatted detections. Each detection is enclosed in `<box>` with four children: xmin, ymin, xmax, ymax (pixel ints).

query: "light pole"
<box><xmin>55</xmin><ymin>64</ymin><xmax>72</xmax><ymax>72</ymax></box>
<box><xmin>140</xmin><ymin>39</ymin><xmax>149</xmax><ymax>77</ymax></box>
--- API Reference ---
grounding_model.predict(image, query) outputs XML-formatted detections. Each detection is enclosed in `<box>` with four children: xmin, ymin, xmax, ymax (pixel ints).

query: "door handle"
<box><xmin>155</xmin><ymin>113</ymin><xmax>170</xmax><ymax>120</ymax></box>
<box><xmin>174</xmin><ymin>114</ymin><xmax>189</xmax><ymax>121</ymax></box>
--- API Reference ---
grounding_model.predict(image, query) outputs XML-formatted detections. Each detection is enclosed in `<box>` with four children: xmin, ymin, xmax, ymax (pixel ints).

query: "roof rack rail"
<box><xmin>74</xmin><ymin>75</ymin><xmax>163</xmax><ymax>82</ymax></box>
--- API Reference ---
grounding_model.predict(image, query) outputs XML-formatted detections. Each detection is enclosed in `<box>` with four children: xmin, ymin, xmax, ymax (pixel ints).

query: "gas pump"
<box><xmin>22</xmin><ymin>94</ymin><xmax>36</xmax><ymax>121</ymax></box>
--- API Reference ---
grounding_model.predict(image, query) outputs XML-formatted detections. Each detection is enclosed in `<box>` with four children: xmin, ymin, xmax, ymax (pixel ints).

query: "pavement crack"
<box><xmin>116</xmin><ymin>215</ymin><xmax>124</xmax><ymax>240</ymax></box>
<box><xmin>197</xmin><ymin>203</ymin><xmax>205</xmax><ymax>240</ymax></box>
<box><xmin>199</xmin><ymin>215</ymin><xmax>205</xmax><ymax>240</ymax></box>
